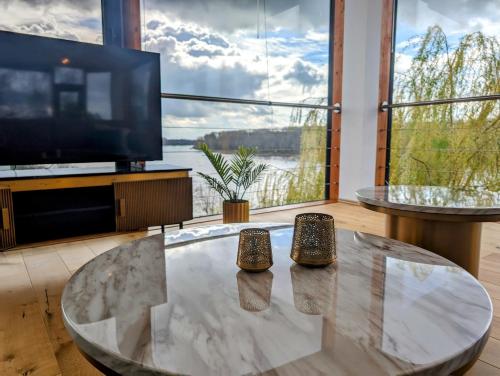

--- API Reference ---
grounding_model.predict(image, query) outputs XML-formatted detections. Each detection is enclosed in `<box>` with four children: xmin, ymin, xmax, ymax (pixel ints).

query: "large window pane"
<box><xmin>0</xmin><ymin>0</ymin><xmax>103</xmax><ymax>44</ymax></box>
<box><xmin>394</xmin><ymin>0</ymin><xmax>499</xmax><ymax>102</ymax></box>
<box><xmin>141</xmin><ymin>0</ymin><xmax>330</xmax><ymax>104</ymax></box>
<box><xmin>149</xmin><ymin>99</ymin><xmax>328</xmax><ymax>216</ymax></box>
<box><xmin>389</xmin><ymin>100</ymin><xmax>499</xmax><ymax>190</ymax></box>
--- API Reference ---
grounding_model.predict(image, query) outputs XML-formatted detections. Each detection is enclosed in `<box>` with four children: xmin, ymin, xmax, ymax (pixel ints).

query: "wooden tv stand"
<box><xmin>0</xmin><ymin>164</ymin><xmax>193</xmax><ymax>249</ymax></box>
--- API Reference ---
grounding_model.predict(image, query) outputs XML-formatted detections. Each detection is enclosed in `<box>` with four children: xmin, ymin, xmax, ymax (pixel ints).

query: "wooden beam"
<box><xmin>375</xmin><ymin>0</ymin><xmax>395</xmax><ymax>185</ymax></box>
<box><xmin>101</xmin><ymin>0</ymin><xmax>141</xmax><ymax>50</ymax></box>
<box><xmin>329</xmin><ymin>0</ymin><xmax>344</xmax><ymax>201</ymax></box>
<box><xmin>123</xmin><ymin>0</ymin><xmax>141</xmax><ymax>50</ymax></box>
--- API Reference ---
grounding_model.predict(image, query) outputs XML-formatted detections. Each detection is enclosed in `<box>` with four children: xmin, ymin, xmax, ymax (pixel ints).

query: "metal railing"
<box><xmin>161</xmin><ymin>92</ymin><xmax>339</xmax><ymax>111</ymax></box>
<box><xmin>380</xmin><ymin>94</ymin><xmax>500</xmax><ymax>111</ymax></box>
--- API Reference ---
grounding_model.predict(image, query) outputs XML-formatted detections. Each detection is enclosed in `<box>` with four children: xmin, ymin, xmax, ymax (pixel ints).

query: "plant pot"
<box><xmin>223</xmin><ymin>200</ymin><xmax>249</xmax><ymax>224</ymax></box>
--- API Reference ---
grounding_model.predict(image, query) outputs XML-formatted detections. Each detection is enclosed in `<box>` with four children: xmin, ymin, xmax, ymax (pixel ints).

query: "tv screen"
<box><xmin>0</xmin><ymin>31</ymin><xmax>162</xmax><ymax>165</ymax></box>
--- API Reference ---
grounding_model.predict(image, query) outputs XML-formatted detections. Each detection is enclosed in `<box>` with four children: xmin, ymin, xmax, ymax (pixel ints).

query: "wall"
<box><xmin>338</xmin><ymin>0</ymin><xmax>383</xmax><ymax>201</ymax></box>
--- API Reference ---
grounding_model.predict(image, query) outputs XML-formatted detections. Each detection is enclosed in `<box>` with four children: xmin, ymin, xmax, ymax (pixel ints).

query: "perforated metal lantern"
<box><xmin>290</xmin><ymin>213</ymin><xmax>336</xmax><ymax>266</ymax></box>
<box><xmin>237</xmin><ymin>228</ymin><xmax>273</xmax><ymax>272</ymax></box>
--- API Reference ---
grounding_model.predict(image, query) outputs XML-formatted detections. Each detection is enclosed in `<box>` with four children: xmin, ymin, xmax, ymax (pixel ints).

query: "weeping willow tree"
<box><xmin>284</xmin><ymin>105</ymin><xmax>326</xmax><ymax>202</ymax></box>
<box><xmin>257</xmin><ymin>100</ymin><xmax>327</xmax><ymax>207</ymax></box>
<box><xmin>390</xmin><ymin>26</ymin><xmax>500</xmax><ymax>191</ymax></box>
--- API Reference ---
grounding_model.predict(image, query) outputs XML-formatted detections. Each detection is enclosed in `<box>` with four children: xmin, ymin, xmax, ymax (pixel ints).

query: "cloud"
<box><xmin>394</xmin><ymin>52</ymin><xmax>413</xmax><ymax>74</ymax></box>
<box><xmin>284</xmin><ymin>60</ymin><xmax>324</xmax><ymax>89</ymax></box>
<box><xmin>144</xmin><ymin>0</ymin><xmax>330</xmax><ymax>33</ymax></box>
<box><xmin>140</xmin><ymin>9</ymin><xmax>330</xmax><ymax>140</ymax></box>
<box><xmin>163</xmin><ymin>100</ymin><xmax>210</xmax><ymax>119</ymax></box>
<box><xmin>14</xmin><ymin>21</ymin><xmax>80</xmax><ymax>41</ymax></box>
<box><xmin>143</xmin><ymin>21</ymin><xmax>268</xmax><ymax>99</ymax></box>
<box><xmin>13</xmin><ymin>0</ymin><xmax>99</xmax><ymax>11</ymax></box>
<box><xmin>143</xmin><ymin>13</ymin><xmax>329</xmax><ymax>103</ymax></box>
<box><xmin>398</xmin><ymin>0</ymin><xmax>499</xmax><ymax>38</ymax></box>
<box><xmin>0</xmin><ymin>0</ymin><xmax>102</xmax><ymax>43</ymax></box>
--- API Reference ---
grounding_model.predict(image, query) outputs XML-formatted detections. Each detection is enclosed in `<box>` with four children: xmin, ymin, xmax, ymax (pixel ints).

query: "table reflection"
<box><xmin>65</xmin><ymin>235</ymin><xmax>167</xmax><ymax>360</ymax></box>
<box><xmin>290</xmin><ymin>264</ymin><xmax>336</xmax><ymax>315</ymax></box>
<box><xmin>236</xmin><ymin>270</ymin><xmax>273</xmax><ymax>312</ymax></box>
<box><xmin>368</xmin><ymin>185</ymin><xmax>499</xmax><ymax>209</ymax></box>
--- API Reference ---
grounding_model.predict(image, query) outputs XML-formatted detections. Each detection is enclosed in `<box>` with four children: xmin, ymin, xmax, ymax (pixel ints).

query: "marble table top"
<box><xmin>62</xmin><ymin>224</ymin><xmax>492</xmax><ymax>375</ymax></box>
<box><xmin>356</xmin><ymin>185</ymin><xmax>500</xmax><ymax>217</ymax></box>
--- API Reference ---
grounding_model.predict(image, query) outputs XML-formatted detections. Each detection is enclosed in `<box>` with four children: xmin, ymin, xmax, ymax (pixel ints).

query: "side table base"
<box><xmin>385</xmin><ymin>215</ymin><xmax>482</xmax><ymax>277</ymax></box>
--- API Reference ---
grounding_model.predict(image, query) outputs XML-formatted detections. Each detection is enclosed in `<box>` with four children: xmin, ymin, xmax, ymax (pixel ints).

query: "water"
<box><xmin>151</xmin><ymin>145</ymin><xmax>299</xmax><ymax>173</ymax></box>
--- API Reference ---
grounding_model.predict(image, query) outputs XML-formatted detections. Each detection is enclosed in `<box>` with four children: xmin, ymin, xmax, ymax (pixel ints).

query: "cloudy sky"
<box><xmin>0</xmin><ymin>0</ymin><xmax>102</xmax><ymax>43</ymax></box>
<box><xmin>0</xmin><ymin>0</ymin><xmax>497</xmax><ymax>140</ymax></box>
<box><xmin>141</xmin><ymin>0</ymin><xmax>331</xmax><ymax>139</ymax></box>
<box><xmin>394</xmin><ymin>0</ymin><xmax>499</xmax><ymax>75</ymax></box>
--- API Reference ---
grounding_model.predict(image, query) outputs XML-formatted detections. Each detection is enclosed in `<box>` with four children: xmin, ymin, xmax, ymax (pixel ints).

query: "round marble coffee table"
<box><xmin>356</xmin><ymin>186</ymin><xmax>500</xmax><ymax>277</ymax></box>
<box><xmin>62</xmin><ymin>224</ymin><xmax>492</xmax><ymax>375</ymax></box>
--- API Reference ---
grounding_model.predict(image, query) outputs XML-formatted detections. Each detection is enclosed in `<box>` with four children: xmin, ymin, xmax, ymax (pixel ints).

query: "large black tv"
<box><xmin>0</xmin><ymin>31</ymin><xmax>162</xmax><ymax>165</ymax></box>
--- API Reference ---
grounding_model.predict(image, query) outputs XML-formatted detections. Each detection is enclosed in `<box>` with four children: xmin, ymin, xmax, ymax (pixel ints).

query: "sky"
<box><xmin>141</xmin><ymin>0</ymin><xmax>331</xmax><ymax>139</ymax></box>
<box><xmin>394</xmin><ymin>0</ymin><xmax>500</xmax><ymax>75</ymax></box>
<box><xmin>0</xmin><ymin>0</ymin><xmax>498</xmax><ymax>140</ymax></box>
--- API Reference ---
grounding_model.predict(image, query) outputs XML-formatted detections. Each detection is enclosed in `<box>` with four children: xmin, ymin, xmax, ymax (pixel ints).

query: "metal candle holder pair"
<box><xmin>236</xmin><ymin>213</ymin><xmax>336</xmax><ymax>272</ymax></box>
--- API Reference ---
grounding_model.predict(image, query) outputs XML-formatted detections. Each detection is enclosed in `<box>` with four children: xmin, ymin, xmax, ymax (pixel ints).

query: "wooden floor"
<box><xmin>1</xmin><ymin>202</ymin><xmax>499</xmax><ymax>375</ymax></box>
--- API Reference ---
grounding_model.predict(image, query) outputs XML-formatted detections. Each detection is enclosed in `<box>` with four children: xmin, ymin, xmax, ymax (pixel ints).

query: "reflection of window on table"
<box><xmin>382</xmin><ymin>257</ymin><xmax>466</xmax><ymax>365</ymax></box>
<box><xmin>386</xmin><ymin>0</ymin><xmax>499</xmax><ymax>192</ymax></box>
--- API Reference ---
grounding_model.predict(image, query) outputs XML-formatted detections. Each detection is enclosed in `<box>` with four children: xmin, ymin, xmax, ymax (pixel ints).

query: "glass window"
<box><xmin>141</xmin><ymin>0</ymin><xmax>330</xmax><ymax>104</ymax></box>
<box><xmin>152</xmin><ymin>99</ymin><xmax>328</xmax><ymax>216</ymax></box>
<box><xmin>394</xmin><ymin>0</ymin><xmax>499</xmax><ymax>102</ymax></box>
<box><xmin>389</xmin><ymin>100</ymin><xmax>499</xmax><ymax>190</ymax></box>
<box><xmin>388</xmin><ymin>0</ymin><xmax>499</xmax><ymax>191</ymax></box>
<box><xmin>0</xmin><ymin>0</ymin><xmax>103</xmax><ymax>44</ymax></box>
<box><xmin>143</xmin><ymin>0</ymin><xmax>333</xmax><ymax>215</ymax></box>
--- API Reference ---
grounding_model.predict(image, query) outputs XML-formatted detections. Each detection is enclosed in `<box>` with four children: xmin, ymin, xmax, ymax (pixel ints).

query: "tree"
<box><xmin>390</xmin><ymin>26</ymin><xmax>499</xmax><ymax>191</ymax></box>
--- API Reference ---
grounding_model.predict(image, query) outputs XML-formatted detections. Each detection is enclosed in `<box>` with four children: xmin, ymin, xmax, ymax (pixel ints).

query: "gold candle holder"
<box><xmin>290</xmin><ymin>213</ymin><xmax>336</xmax><ymax>267</ymax></box>
<box><xmin>237</xmin><ymin>228</ymin><xmax>273</xmax><ymax>272</ymax></box>
<box><xmin>236</xmin><ymin>270</ymin><xmax>273</xmax><ymax>312</ymax></box>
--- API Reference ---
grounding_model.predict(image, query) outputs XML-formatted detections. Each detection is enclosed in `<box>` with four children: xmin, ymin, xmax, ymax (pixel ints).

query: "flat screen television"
<box><xmin>0</xmin><ymin>31</ymin><xmax>162</xmax><ymax>165</ymax></box>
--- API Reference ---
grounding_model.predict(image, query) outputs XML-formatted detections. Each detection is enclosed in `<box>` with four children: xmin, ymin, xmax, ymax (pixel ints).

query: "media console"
<box><xmin>0</xmin><ymin>164</ymin><xmax>193</xmax><ymax>249</ymax></box>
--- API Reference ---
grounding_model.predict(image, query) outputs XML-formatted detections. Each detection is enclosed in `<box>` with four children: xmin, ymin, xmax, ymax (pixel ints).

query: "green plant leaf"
<box><xmin>199</xmin><ymin>143</ymin><xmax>269</xmax><ymax>201</ymax></box>
<box><xmin>196</xmin><ymin>172</ymin><xmax>232</xmax><ymax>201</ymax></box>
<box><xmin>198</xmin><ymin>143</ymin><xmax>233</xmax><ymax>198</ymax></box>
<box><xmin>230</xmin><ymin>146</ymin><xmax>258</xmax><ymax>199</ymax></box>
<box><xmin>241</xmin><ymin>163</ymin><xmax>268</xmax><ymax>197</ymax></box>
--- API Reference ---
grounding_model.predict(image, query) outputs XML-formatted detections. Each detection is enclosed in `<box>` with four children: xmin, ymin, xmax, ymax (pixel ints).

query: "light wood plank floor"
<box><xmin>0</xmin><ymin>202</ymin><xmax>499</xmax><ymax>375</ymax></box>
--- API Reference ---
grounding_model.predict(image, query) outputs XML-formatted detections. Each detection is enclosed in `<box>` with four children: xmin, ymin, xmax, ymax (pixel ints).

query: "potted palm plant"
<box><xmin>197</xmin><ymin>143</ymin><xmax>268</xmax><ymax>223</ymax></box>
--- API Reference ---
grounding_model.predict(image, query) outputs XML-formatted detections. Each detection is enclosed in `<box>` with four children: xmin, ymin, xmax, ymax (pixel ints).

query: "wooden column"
<box><xmin>375</xmin><ymin>0</ymin><xmax>395</xmax><ymax>185</ymax></box>
<box><xmin>101</xmin><ymin>0</ymin><xmax>142</xmax><ymax>171</ymax></box>
<box><xmin>329</xmin><ymin>0</ymin><xmax>345</xmax><ymax>201</ymax></box>
<box><xmin>101</xmin><ymin>0</ymin><xmax>141</xmax><ymax>50</ymax></box>
<box><xmin>123</xmin><ymin>0</ymin><xmax>141</xmax><ymax>50</ymax></box>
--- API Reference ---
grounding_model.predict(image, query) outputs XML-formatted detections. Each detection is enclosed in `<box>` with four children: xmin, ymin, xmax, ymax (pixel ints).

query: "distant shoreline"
<box><xmin>163</xmin><ymin>143</ymin><xmax>300</xmax><ymax>157</ymax></box>
<box><xmin>163</xmin><ymin>126</ymin><xmax>316</xmax><ymax>155</ymax></box>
